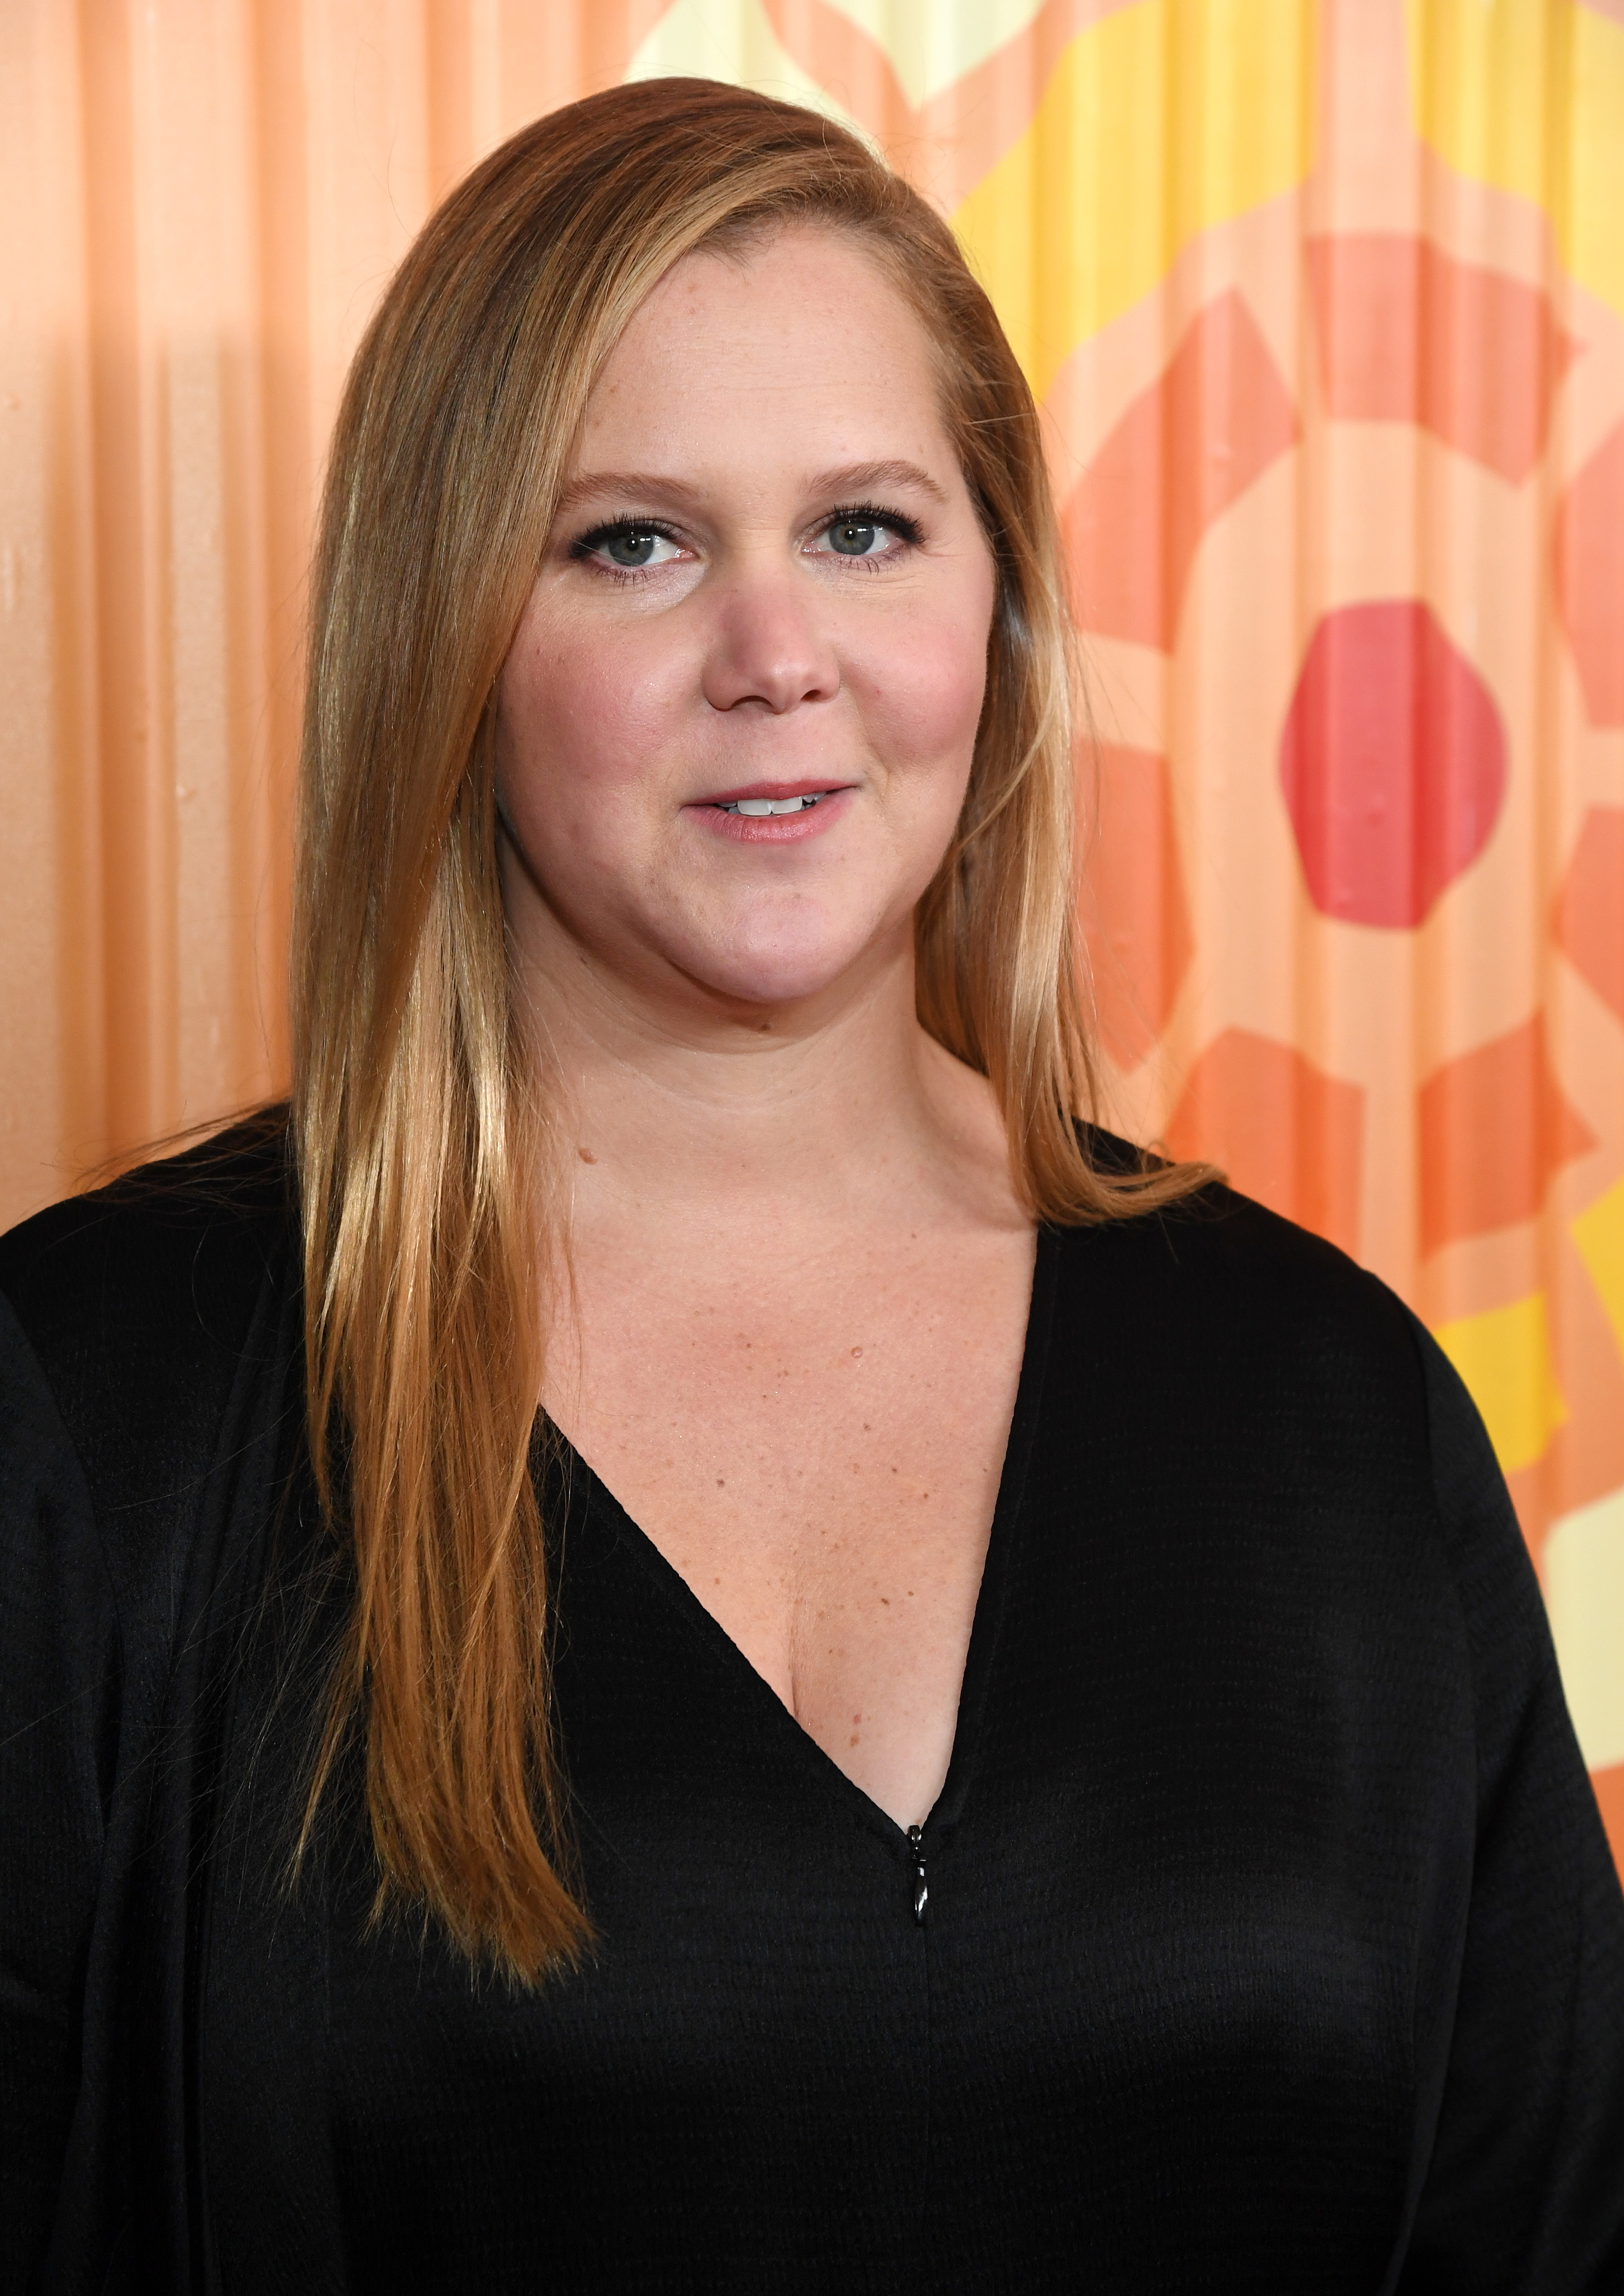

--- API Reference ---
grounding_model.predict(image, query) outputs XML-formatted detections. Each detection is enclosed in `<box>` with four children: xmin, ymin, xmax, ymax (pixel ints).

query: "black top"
<box><xmin>3</xmin><ymin>1115</ymin><xmax>1622</xmax><ymax>2294</ymax></box>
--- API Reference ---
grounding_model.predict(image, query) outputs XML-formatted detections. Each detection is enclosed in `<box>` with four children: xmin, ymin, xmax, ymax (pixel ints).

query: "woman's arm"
<box><xmin>0</xmin><ymin>1295</ymin><xmax>121</xmax><ymax>2288</ymax></box>
<box><xmin>1402</xmin><ymin>1315</ymin><xmax>1624</xmax><ymax>2292</ymax></box>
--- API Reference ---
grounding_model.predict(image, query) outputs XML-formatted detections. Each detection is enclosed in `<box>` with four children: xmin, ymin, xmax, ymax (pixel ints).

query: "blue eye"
<box><xmin>816</xmin><ymin>506</ymin><xmax>921</xmax><ymax>561</ymax></box>
<box><xmin>574</xmin><ymin>522</ymin><xmax>682</xmax><ymax>571</ymax></box>
<box><xmin>604</xmin><ymin>530</ymin><xmax>658</xmax><ymax>566</ymax></box>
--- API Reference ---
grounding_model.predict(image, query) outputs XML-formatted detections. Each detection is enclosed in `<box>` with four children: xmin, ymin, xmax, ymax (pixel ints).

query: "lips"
<box><xmin>693</xmin><ymin>778</ymin><xmax>852</xmax><ymax>811</ymax></box>
<box><xmin>687</xmin><ymin>780</ymin><xmax>856</xmax><ymax>843</ymax></box>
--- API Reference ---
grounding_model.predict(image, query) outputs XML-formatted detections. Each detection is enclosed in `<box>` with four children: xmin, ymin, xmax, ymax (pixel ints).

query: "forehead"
<box><xmin>573</xmin><ymin>225</ymin><xmax>951</xmax><ymax>474</ymax></box>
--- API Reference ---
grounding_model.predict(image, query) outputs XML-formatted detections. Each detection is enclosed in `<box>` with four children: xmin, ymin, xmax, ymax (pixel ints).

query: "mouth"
<box><xmin>686</xmin><ymin>777</ymin><xmax>856</xmax><ymax>845</ymax></box>
<box><xmin>694</xmin><ymin>778</ymin><xmax>854</xmax><ymax>817</ymax></box>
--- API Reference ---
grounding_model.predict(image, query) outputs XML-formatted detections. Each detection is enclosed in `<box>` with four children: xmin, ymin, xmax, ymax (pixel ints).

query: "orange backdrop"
<box><xmin>3</xmin><ymin>0</ymin><xmax>1622</xmax><ymax>1864</ymax></box>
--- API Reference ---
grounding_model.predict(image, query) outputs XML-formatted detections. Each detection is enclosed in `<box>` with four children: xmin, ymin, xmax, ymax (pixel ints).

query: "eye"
<box><xmin>811</xmin><ymin>507</ymin><xmax>922</xmax><ymax>562</ymax></box>
<box><xmin>826</xmin><ymin>518</ymin><xmax>886</xmax><ymax>557</ymax></box>
<box><xmin>575</xmin><ymin>522</ymin><xmax>684</xmax><ymax>571</ymax></box>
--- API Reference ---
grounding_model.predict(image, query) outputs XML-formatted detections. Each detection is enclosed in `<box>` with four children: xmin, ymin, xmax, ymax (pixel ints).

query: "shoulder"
<box><xmin>0</xmin><ymin>1106</ymin><xmax>300</xmax><ymax>1510</ymax></box>
<box><xmin>1050</xmin><ymin>1140</ymin><xmax>1556</xmax><ymax>1669</ymax></box>
<box><xmin>1052</xmin><ymin>1137</ymin><xmax>1438</xmax><ymax>1517</ymax></box>
<box><xmin>1066</xmin><ymin>1120</ymin><xmax>1406</xmax><ymax>1350</ymax></box>
<box><xmin>0</xmin><ymin>1102</ymin><xmax>295</xmax><ymax>1332</ymax></box>
<box><xmin>1040</xmin><ymin>1143</ymin><xmax>1533</xmax><ymax>1770</ymax></box>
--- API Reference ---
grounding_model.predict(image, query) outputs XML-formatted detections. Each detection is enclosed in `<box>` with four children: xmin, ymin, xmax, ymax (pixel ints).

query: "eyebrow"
<box><xmin>815</xmin><ymin>459</ymin><xmax>951</xmax><ymax>507</ymax></box>
<box><xmin>551</xmin><ymin>457</ymin><xmax>951</xmax><ymax>522</ymax></box>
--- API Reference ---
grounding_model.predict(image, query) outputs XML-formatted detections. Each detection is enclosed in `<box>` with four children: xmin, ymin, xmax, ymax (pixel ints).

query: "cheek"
<box><xmin>496</xmin><ymin>618</ymin><xmax>694</xmax><ymax>870</ymax></box>
<box><xmin>858</xmin><ymin>589</ymin><xmax>992</xmax><ymax>781</ymax></box>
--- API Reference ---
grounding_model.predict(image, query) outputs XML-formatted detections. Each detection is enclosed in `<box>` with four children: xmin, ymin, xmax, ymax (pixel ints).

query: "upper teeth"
<box><xmin>725</xmin><ymin>795</ymin><xmax>822</xmax><ymax>816</ymax></box>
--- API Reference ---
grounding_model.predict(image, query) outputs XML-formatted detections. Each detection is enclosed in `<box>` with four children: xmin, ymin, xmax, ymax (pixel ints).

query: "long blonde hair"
<box><xmin>293</xmin><ymin>77</ymin><xmax>1207</xmax><ymax>1983</ymax></box>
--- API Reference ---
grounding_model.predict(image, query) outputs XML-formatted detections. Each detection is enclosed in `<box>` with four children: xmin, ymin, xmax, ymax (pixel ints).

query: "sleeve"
<box><xmin>1400</xmin><ymin>1311</ymin><xmax>1624</xmax><ymax>2294</ymax></box>
<box><xmin>0</xmin><ymin>1292</ymin><xmax>121</xmax><ymax>2289</ymax></box>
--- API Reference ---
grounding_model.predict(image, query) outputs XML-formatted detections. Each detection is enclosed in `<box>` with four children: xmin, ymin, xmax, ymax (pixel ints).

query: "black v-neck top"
<box><xmin>3</xmin><ymin>1115</ymin><xmax>1623</xmax><ymax>2293</ymax></box>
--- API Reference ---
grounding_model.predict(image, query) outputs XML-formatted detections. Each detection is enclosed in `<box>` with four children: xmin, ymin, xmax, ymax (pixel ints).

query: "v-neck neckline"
<box><xmin>552</xmin><ymin>1223</ymin><xmax>1062</xmax><ymax>1854</ymax></box>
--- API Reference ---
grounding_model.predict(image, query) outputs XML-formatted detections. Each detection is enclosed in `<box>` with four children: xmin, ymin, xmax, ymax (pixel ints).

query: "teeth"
<box><xmin>726</xmin><ymin>794</ymin><xmax>821</xmax><ymax>816</ymax></box>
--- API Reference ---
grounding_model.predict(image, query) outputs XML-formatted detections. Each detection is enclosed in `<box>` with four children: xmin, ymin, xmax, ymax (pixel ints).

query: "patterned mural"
<box><xmin>0</xmin><ymin>0</ymin><xmax>1620</xmax><ymax>1858</ymax></box>
<box><xmin>617</xmin><ymin>0</ymin><xmax>1624</xmax><ymax>1866</ymax></box>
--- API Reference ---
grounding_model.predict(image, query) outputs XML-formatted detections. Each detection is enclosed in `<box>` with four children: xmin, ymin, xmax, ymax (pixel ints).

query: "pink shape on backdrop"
<box><xmin>1163</xmin><ymin>1028</ymin><xmax>1365</xmax><ymax>1259</ymax></box>
<box><xmin>758</xmin><ymin>0</ymin><xmax>1145</xmax><ymax>209</ymax></box>
<box><xmin>1062</xmin><ymin>290</ymin><xmax>1300</xmax><ymax>650</ymax></box>
<box><xmin>1417</xmin><ymin>1016</ymin><xmax>1596</xmax><ymax>1258</ymax></box>
<box><xmin>1304</xmin><ymin>235</ymin><xmax>1577</xmax><ymax>484</ymax></box>
<box><xmin>1553</xmin><ymin>423</ymin><xmax>1624</xmax><ymax>728</ymax></box>
<box><xmin>1079</xmin><ymin>744</ymin><xmax>1193</xmax><ymax>1069</ymax></box>
<box><xmin>1279</xmin><ymin>601</ymin><xmax>1508</xmax><ymax>928</ymax></box>
<box><xmin>1553</xmin><ymin>807</ymin><xmax>1624</xmax><ymax>1023</ymax></box>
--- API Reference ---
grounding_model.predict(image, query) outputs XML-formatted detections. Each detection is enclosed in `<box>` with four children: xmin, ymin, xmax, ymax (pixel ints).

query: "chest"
<box><xmin>205</xmin><ymin>1347</ymin><xmax>1448</xmax><ymax>2294</ymax></box>
<box><xmin>198</xmin><ymin>1229</ymin><xmax>1469</xmax><ymax>2289</ymax></box>
<box><xmin>543</xmin><ymin>1221</ymin><xmax>1035</xmax><ymax>1826</ymax></box>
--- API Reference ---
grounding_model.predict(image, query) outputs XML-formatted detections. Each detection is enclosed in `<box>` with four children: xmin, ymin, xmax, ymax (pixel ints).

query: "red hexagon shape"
<box><xmin>1279</xmin><ymin>600</ymin><xmax>1508</xmax><ymax>928</ymax></box>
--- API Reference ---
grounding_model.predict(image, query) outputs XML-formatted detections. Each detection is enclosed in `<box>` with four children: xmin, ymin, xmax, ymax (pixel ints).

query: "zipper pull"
<box><xmin>906</xmin><ymin>1825</ymin><xmax>928</xmax><ymax>1926</ymax></box>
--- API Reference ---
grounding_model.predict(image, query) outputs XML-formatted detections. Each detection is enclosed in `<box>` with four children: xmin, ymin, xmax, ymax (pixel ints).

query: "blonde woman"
<box><xmin>4</xmin><ymin>79</ymin><xmax>1620</xmax><ymax>2293</ymax></box>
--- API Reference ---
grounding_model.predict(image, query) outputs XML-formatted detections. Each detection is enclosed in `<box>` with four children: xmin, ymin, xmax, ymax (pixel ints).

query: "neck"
<box><xmin>509</xmin><ymin>918</ymin><xmax>1006</xmax><ymax>1231</ymax></box>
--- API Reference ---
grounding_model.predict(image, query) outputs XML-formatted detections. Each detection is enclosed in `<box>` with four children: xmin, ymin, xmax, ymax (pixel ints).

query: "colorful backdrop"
<box><xmin>3</xmin><ymin>0</ymin><xmax>1622</xmax><ymax>1865</ymax></box>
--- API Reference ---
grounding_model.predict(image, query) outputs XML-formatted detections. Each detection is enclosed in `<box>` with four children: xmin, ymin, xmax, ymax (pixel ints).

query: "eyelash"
<box><xmin>569</xmin><ymin>502</ymin><xmax>924</xmax><ymax>580</ymax></box>
<box><xmin>569</xmin><ymin>516</ymin><xmax>681</xmax><ymax>576</ymax></box>
<box><xmin>826</xmin><ymin>502</ymin><xmax>925</xmax><ymax>563</ymax></box>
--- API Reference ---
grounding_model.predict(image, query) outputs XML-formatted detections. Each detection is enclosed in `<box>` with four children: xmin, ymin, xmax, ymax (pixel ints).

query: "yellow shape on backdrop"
<box><xmin>819</xmin><ymin>0</ymin><xmax>1051</xmax><ymax>109</ymax></box>
<box><xmin>627</xmin><ymin>0</ymin><xmax>868</xmax><ymax>136</ymax></box>
<box><xmin>1572</xmin><ymin>1175</ymin><xmax>1624</xmax><ymax>1366</ymax></box>
<box><xmin>1433</xmin><ymin>1294</ymin><xmax>1568</xmax><ymax>1474</ymax></box>
<box><xmin>1544</xmin><ymin>1483</ymin><xmax>1624</xmax><ymax>1773</ymax></box>
<box><xmin>1407</xmin><ymin>0</ymin><xmax>1624</xmax><ymax>321</ymax></box>
<box><xmin>952</xmin><ymin>0</ymin><xmax>1316</xmax><ymax>400</ymax></box>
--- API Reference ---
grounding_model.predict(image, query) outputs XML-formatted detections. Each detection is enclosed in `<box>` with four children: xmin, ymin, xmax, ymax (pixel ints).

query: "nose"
<box><xmin>700</xmin><ymin>565</ymin><xmax>841</xmax><ymax>715</ymax></box>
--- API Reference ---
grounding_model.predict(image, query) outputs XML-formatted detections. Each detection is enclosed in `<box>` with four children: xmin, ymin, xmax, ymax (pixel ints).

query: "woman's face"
<box><xmin>495</xmin><ymin>224</ymin><xmax>998</xmax><ymax>1020</ymax></box>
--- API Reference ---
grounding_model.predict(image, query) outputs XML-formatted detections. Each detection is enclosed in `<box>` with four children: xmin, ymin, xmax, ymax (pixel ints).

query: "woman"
<box><xmin>3</xmin><ymin>78</ymin><xmax>1620</xmax><ymax>2293</ymax></box>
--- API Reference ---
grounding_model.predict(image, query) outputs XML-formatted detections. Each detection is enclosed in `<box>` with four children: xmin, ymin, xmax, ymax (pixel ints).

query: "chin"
<box><xmin>701</xmin><ymin>956</ymin><xmax>860</xmax><ymax>1011</ymax></box>
<box><xmin>690</xmin><ymin>916</ymin><xmax>893</xmax><ymax>1012</ymax></box>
